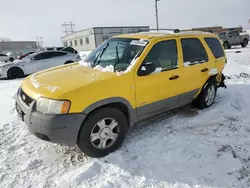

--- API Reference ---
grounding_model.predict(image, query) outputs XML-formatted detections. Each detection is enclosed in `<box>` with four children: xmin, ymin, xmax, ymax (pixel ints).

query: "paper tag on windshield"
<box><xmin>130</xmin><ymin>40</ymin><xmax>148</xmax><ymax>46</ymax></box>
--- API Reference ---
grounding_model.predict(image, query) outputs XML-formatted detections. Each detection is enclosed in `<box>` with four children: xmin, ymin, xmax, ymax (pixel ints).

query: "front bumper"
<box><xmin>15</xmin><ymin>90</ymin><xmax>86</xmax><ymax>146</ymax></box>
<box><xmin>0</xmin><ymin>70</ymin><xmax>7</xmax><ymax>79</ymax></box>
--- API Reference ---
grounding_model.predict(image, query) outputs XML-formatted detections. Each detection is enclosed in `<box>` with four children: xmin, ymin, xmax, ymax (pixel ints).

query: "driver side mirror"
<box><xmin>139</xmin><ymin>62</ymin><xmax>156</xmax><ymax>76</ymax></box>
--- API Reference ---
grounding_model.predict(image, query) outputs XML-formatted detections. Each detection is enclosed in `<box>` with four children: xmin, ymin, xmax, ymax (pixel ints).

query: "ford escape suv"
<box><xmin>15</xmin><ymin>31</ymin><xmax>226</xmax><ymax>158</ymax></box>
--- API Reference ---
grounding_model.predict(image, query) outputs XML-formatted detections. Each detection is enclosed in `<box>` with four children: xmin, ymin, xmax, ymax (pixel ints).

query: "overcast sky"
<box><xmin>0</xmin><ymin>0</ymin><xmax>249</xmax><ymax>46</ymax></box>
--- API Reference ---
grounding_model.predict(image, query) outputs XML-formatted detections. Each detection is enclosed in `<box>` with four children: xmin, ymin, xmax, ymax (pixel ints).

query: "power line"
<box><xmin>62</xmin><ymin>21</ymin><xmax>75</xmax><ymax>35</ymax></box>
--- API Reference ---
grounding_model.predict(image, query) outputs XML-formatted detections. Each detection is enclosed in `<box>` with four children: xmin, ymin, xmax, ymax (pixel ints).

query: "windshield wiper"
<box><xmin>92</xmin><ymin>43</ymin><xmax>109</xmax><ymax>67</ymax></box>
<box><xmin>114</xmin><ymin>46</ymin><xmax>120</xmax><ymax>70</ymax></box>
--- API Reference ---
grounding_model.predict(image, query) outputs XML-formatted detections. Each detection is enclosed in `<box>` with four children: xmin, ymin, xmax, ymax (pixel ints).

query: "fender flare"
<box><xmin>82</xmin><ymin>97</ymin><xmax>136</xmax><ymax>123</ymax></box>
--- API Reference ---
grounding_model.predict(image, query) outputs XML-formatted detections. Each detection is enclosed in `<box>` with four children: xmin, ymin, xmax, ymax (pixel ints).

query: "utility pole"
<box><xmin>62</xmin><ymin>21</ymin><xmax>75</xmax><ymax>35</ymax></box>
<box><xmin>36</xmin><ymin>36</ymin><xmax>43</xmax><ymax>48</ymax></box>
<box><xmin>155</xmin><ymin>0</ymin><xmax>160</xmax><ymax>31</ymax></box>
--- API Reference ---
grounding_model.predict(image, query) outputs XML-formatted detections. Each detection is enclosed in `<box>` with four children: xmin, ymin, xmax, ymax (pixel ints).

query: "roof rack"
<box><xmin>149</xmin><ymin>28</ymin><xmax>181</xmax><ymax>33</ymax></box>
<box><xmin>149</xmin><ymin>28</ymin><xmax>214</xmax><ymax>33</ymax></box>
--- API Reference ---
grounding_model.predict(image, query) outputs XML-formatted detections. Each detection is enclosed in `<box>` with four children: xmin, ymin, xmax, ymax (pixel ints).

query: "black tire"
<box><xmin>241</xmin><ymin>39</ymin><xmax>248</xmax><ymax>48</ymax></box>
<box><xmin>193</xmin><ymin>81</ymin><xmax>217</xmax><ymax>110</ymax></box>
<box><xmin>7</xmin><ymin>67</ymin><xmax>24</xmax><ymax>79</ymax></box>
<box><xmin>64</xmin><ymin>60</ymin><xmax>74</xmax><ymax>65</ymax></box>
<box><xmin>9</xmin><ymin>57</ymin><xmax>14</xmax><ymax>62</ymax></box>
<box><xmin>223</xmin><ymin>41</ymin><xmax>231</xmax><ymax>49</ymax></box>
<box><xmin>77</xmin><ymin>107</ymin><xmax>128</xmax><ymax>158</ymax></box>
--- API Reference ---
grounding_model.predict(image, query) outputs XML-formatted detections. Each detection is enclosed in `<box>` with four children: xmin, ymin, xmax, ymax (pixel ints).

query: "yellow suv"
<box><xmin>15</xmin><ymin>31</ymin><xmax>227</xmax><ymax>158</ymax></box>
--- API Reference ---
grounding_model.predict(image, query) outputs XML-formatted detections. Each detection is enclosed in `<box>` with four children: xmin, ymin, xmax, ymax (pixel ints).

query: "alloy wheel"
<box><xmin>90</xmin><ymin>118</ymin><xmax>119</xmax><ymax>149</ymax></box>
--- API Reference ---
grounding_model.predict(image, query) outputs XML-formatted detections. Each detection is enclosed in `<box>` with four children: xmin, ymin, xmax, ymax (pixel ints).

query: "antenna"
<box><xmin>62</xmin><ymin>21</ymin><xmax>75</xmax><ymax>35</ymax></box>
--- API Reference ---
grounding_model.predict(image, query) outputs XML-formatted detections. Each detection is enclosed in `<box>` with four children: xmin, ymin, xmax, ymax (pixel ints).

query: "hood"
<box><xmin>0</xmin><ymin>59</ymin><xmax>26</xmax><ymax>68</ymax></box>
<box><xmin>21</xmin><ymin>63</ymin><xmax>116</xmax><ymax>100</ymax></box>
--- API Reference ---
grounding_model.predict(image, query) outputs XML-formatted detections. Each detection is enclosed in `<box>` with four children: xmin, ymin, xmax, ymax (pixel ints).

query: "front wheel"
<box><xmin>77</xmin><ymin>107</ymin><xmax>128</xmax><ymax>158</ymax></box>
<box><xmin>193</xmin><ymin>82</ymin><xmax>217</xmax><ymax>109</ymax></box>
<box><xmin>7</xmin><ymin>67</ymin><xmax>24</xmax><ymax>79</ymax></box>
<box><xmin>223</xmin><ymin>41</ymin><xmax>231</xmax><ymax>49</ymax></box>
<box><xmin>241</xmin><ymin>39</ymin><xmax>248</xmax><ymax>48</ymax></box>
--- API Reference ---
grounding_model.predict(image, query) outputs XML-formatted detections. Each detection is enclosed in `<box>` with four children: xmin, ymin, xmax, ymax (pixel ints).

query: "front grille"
<box><xmin>19</xmin><ymin>89</ymin><xmax>33</xmax><ymax>107</ymax></box>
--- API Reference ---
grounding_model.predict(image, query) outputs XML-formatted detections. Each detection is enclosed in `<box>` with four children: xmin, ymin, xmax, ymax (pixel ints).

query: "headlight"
<box><xmin>36</xmin><ymin>97</ymin><xmax>71</xmax><ymax>115</ymax></box>
<box><xmin>0</xmin><ymin>67</ymin><xmax>3</xmax><ymax>72</ymax></box>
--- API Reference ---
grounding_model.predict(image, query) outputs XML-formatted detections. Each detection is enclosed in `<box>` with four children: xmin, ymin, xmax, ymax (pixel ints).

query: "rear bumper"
<box><xmin>15</xmin><ymin>91</ymin><xmax>86</xmax><ymax>146</ymax></box>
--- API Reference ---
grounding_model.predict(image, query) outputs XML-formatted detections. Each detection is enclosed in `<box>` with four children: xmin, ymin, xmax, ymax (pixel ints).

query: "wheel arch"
<box><xmin>243</xmin><ymin>38</ymin><xmax>248</xmax><ymax>42</ymax></box>
<box><xmin>203</xmin><ymin>74</ymin><xmax>217</xmax><ymax>88</ymax></box>
<box><xmin>64</xmin><ymin>60</ymin><xmax>74</xmax><ymax>64</ymax></box>
<box><xmin>7</xmin><ymin>66</ymin><xmax>24</xmax><ymax>75</ymax></box>
<box><xmin>82</xmin><ymin>97</ymin><xmax>136</xmax><ymax>126</ymax></box>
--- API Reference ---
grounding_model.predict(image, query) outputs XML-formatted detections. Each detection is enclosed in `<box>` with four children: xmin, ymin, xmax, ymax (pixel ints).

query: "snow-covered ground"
<box><xmin>1</xmin><ymin>46</ymin><xmax>250</xmax><ymax>188</ymax></box>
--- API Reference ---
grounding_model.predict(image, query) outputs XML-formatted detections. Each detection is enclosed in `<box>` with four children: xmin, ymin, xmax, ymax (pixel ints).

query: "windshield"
<box><xmin>23</xmin><ymin>52</ymin><xmax>37</xmax><ymax>60</ymax></box>
<box><xmin>218</xmin><ymin>32</ymin><xmax>226</xmax><ymax>38</ymax></box>
<box><xmin>84</xmin><ymin>38</ymin><xmax>148</xmax><ymax>72</ymax></box>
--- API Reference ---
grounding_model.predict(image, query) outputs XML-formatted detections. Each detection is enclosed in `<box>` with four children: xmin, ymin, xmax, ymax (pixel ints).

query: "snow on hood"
<box><xmin>94</xmin><ymin>65</ymin><xmax>114</xmax><ymax>72</ymax></box>
<box><xmin>30</xmin><ymin>74</ymin><xmax>59</xmax><ymax>93</ymax></box>
<box><xmin>79</xmin><ymin>51</ymin><xmax>92</xmax><ymax>60</ymax></box>
<box><xmin>79</xmin><ymin>60</ymin><xmax>91</xmax><ymax>67</ymax></box>
<box><xmin>79</xmin><ymin>58</ymin><xmax>138</xmax><ymax>75</ymax></box>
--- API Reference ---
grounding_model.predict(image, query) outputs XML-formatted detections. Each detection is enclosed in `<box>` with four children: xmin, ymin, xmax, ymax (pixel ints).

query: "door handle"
<box><xmin>201</xmin><ymin>68</ymin><xmax>208</xmax><ymax>72</ymax></box>
<box><xmin>169</xmin><ymin>75</ymin><xmax>179</xmax><ymax>80</ymax></box>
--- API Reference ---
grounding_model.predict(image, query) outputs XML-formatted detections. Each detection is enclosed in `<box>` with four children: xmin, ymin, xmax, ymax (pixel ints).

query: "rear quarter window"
<box><xmin>204</xmin><ymin>37</ymin><xmax>225</xmax><ymax>59</ymax></box>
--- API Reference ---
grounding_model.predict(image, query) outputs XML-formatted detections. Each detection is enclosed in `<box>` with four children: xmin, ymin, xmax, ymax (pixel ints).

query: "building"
<box><xmin>0</xmin><ymin>41</ymin><xmax>38</xmax><ymax>58</ymax></box>
<box><xmin>183</xmin><ymin>26</ymin><xmax>243</xmax><ymax>33</ymax></box>
<box><xmin>61</xmin><ymin>26</ymin><xmax>150</xmax><ymax>51</ymax></box>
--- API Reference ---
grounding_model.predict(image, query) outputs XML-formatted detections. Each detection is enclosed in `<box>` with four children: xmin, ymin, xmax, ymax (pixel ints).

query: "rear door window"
<box><xmin>204</xmin><ymin>37</ymin><xmax>224</xmax><ymax>59</ymax></box>
<box><xmin>34</xmin><ymin>52</ymin><xmax>51</xmax><ymax>60</ymax></box>
<box><xmin>143</xmin><ymin>39</ymin><xmax>178</xmax><ymax>71</ymax></box>
<box><xmin>50</xmin><ymin>52</ymin><xmax>67</xmax><ymax>58</ymax></box>
<box><xmin>181</xmin><ymin>38</ymin><xmax>208</xmax><ymax>66</ymax></box>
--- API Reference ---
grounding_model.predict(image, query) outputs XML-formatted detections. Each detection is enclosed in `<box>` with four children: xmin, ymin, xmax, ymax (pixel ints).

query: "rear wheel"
<box><xmin>193</xmin><ymin>81</ymin><xmax>217</xmax><ymax>109</ymax></box>
<box><xmin>223</xmin><ymin>41</ymin><xmax>231</xmax><ymax>49</ymax></box>
<box><xmin>7</xmin><ymin>67</ymin><xmax>24</xmax><ymax>79</ymax></box>
<box><xmin>9</xmin><ymin>57</ymin><xmax>14</xmax><ymax>62</ymax></box>
<box><xmin>77</xmin><ymin>107</ymin><xmax>128</xmax><ymax>158</ymax></box>
<box><xmin>241</xmin><ymin>39</ymin><xmax>248</xmax><ymax>48</ymax></box>
<box><xmin>64</xmin><ymin>60</ymin><xmax>74</xmax><ymax>64</ymax></box>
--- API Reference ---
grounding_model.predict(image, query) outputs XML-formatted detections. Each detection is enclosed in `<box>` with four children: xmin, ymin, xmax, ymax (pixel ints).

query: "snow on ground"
<box><xmin>1</xmin><ymin>46</ymin><xmax>250</xmax><ymax>188</ymax></box>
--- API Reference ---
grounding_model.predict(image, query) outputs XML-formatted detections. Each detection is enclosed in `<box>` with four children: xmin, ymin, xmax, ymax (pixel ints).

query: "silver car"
<box><xmin>0</xmin><ymin>50</ymin><xmax>80</xmax><ymax>79</ymax></box>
